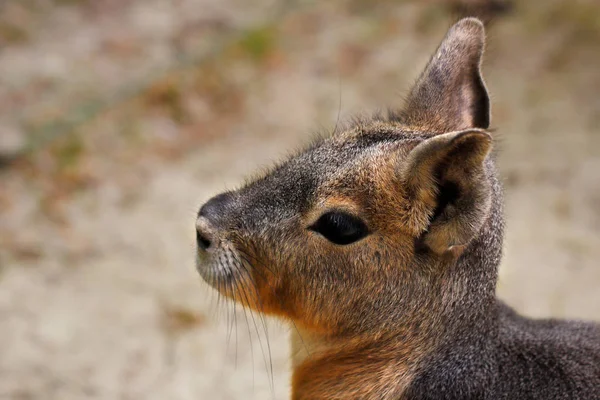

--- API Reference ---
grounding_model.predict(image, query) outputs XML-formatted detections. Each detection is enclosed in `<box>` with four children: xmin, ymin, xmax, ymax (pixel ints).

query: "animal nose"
<box><xmin>196</xmin><ymin>192</ymin><xmax>234</xmax><ymax>251</ymax></box>
<box><xmin>196</xmin><ymin>217</ymin><xmax>214</xmax><ymax>251</ymax></box>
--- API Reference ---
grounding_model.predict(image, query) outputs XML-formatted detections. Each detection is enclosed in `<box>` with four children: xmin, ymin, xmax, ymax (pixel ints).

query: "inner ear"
<box><xmin>398</xmin><ymin>18</ymin><xmax>489</xmax><ymax>132</ymax></box>
<box><xmin>431</xmin><ymin>179</ymin><xmax>461</xmax><ymax>222</ymax></box>
<box><xmin>401</xmin><ymin>130</ymin><xmax>493</xmax><ymax>254</ymax></box>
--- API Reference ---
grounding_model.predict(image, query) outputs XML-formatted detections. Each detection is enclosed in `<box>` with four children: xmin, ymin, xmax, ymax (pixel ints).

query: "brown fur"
<box><xmin>195</xmin><ymin>19</ymin><xmax>494</xmax><ymax>398</ymax></box>
<box><xmin>195</xmin><ymin>18</ymin><xmax>600</xmax><ymax>400</ymax></box>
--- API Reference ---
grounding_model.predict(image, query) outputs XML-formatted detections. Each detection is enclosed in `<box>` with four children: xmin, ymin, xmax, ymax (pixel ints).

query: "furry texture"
<box><xmin>195</xmin><ymin>18</ymin><xmax>600</xmax><ymax>399</ymax></box>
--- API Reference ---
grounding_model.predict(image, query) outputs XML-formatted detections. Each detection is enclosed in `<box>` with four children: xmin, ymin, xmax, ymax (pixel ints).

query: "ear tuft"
<box><xmin>449</xmin><ymin>17</ymin><xmax>486</xmax><ymax>43</ymax></box>
<box><xmin>400</xmin><ymin>18</ymin><xmax>489</xmax><ymax>132</ymax></box>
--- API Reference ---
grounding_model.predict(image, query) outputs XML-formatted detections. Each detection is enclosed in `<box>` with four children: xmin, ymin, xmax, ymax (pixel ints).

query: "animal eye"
<box><xmin>309</xmin><ymin>211</ymin><xmax>369</xmax><ymax>245</ymax></box>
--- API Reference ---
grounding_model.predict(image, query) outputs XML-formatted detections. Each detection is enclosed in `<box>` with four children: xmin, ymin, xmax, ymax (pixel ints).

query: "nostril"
<box><xmin>196</xmin><ymin>229</ymin><xmax>211</xmax><ymax>250</ymax></box>
<box><xmin>197</xmin><ymin>193</ymin><xmax>231</xmax><ymax>250</ymax></box>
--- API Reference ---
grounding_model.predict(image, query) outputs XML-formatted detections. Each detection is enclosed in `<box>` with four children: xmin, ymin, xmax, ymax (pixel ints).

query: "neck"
<box><xmin>290</xmin><ymin>301</ymin><xmax>502</xmax><ymax>400</ymax></box>
<box><xmin>290</xmin><ymin>327</ymin><xmax>425</xmax><ymax>400</ymax></box>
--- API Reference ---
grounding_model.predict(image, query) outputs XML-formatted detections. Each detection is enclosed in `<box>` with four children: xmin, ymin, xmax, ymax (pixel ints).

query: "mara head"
<box><xmin>195</xmin><ymin>18</ymin><xmax>503</xmax><ymax>340</ymax></box>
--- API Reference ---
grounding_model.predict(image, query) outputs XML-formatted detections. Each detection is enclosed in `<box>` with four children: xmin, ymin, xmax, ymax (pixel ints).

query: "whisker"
<box><xmin>256</xmin><ymin>295</ymin><xmax>275</xmax><ymax>395</ymax></box>
<box><xmin>237</xmin><ymin>275</ymin><xmax>256</xmax><ymax>393</ymax></box>
<box><xmin>215</xmin><ymin>260</ymin><xmax>231</xmax><ymax>360</ymax></box>
<box><xmin>228</xmin><ymin>251</ymin><xmax>239</xmax><ymax>368</ymax></box>
<box><xmin>207</xmin><ymin>242</ymin><xmax>312</xmax><ymax>396</ymax></box>
<box><xmin>235</xmin><ymin>259</ymin><xmax>275</xmax><ymax>395</ymax></box>
<box><xmin>237</xmin><ymin>248</ymin><xmax>278</xmax><ymax>278</ymax></box>
<box><xmin>238</xmin><ymin>250</ymin><xmax>311</xmax><ymax>359</ymax></box>
<box><xmin>223</xmin><ymin>260</ymin><xmax>234</xmax><ymax>356</ymax></box>
<box><xmin>237</xmin><ymin>257</ymin><xmax>278</xmax><ymax>394</ymax></box>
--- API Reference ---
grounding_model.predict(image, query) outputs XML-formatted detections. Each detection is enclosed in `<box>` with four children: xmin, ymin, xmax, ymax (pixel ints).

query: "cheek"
<box><xmin>252</xmin><ymin>268</ymin><xmax>288</xmax><ymax>316</ymax></box>
<box><xmin>250</xmin><ymin>240</ymin><xmax>334</xmax><ymax>322</ymax></box>
<box><xmin>227</xmin><ymin>271</ymin><xmax>263</xmax><ymax>309</ymax></box>
<box><xmin>369</xmin><ymin>232</ymin><xmax>415</xmax><ymax>266</ymax></box>
<box><xmin>234</xmin><ymin>243</ymin><xmax>296</xmax><ymax>318</ymax></box>
<box><xmin>234</xmin><ymin>232</ymin><xmax>415</xmax><ymax>327</ymax></box>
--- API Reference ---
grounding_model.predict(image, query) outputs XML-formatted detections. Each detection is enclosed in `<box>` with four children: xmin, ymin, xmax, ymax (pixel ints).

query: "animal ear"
<box><xmin>400</xmin><ymin>18</ymin><xmax>490</xmax><ymax>131</ymax></box>
<box><xmin>401</xmin><ymin>129</ymin><xmax>493</xmax><ymax>254</ymax></box>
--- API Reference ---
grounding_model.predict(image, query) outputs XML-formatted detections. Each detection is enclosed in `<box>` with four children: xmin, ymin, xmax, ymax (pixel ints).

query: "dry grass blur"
<box><xmin>0</xmin><ymin>0</ymin><xmax>599</xmax><ymax>399</ymax></box>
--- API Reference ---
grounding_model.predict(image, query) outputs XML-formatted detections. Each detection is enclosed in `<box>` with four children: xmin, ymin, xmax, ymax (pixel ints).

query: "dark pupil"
<box><xmin>310</xmin><ymin>211</ymin><xmax>368</xmax><ymax>245</ymax></box>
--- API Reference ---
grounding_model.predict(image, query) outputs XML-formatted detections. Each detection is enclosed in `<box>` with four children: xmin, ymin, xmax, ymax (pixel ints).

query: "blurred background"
<box><xmin>0</xmin><ymin>0</ymin><xmax>598</xmax><ymax>399</ymax></box>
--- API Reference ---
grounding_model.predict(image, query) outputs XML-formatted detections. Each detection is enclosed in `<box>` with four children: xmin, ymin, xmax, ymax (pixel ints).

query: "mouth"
<box><xmin>196</xmin><ymin>243</ymin><xmax>247</xmax><ymax>295</ymax></box>
<box><xmin>196</xmin><ymin>242</ymin><xmax>281</xmax><ymax>315</ymax></box>
<box><xmin>196</xmin><ymin>251</ymin><xmax>228</xmax><ymax>285</ymax></box>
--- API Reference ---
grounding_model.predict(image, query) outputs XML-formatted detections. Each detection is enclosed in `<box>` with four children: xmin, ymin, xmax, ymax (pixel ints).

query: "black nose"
<box><xmin>196</xmin><ymin>192</ymin><xmax>234</xmax><ymax>251</ymax></box>
<box><xmin>196</xmin><ymin>225</ymin><xmax>212</xmax><ymax>250</ymax></box>
<box><xmin>198</xmin><ymin>191</ymin><xmax>234</xmax><ymax>223</ymax></box>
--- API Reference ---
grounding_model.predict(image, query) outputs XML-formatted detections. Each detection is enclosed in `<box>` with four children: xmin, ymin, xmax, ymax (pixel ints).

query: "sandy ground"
<box><xmin>0</xmin><ymin>1</ymin><xmax>599</xmax><ymax>399</ymax></box>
